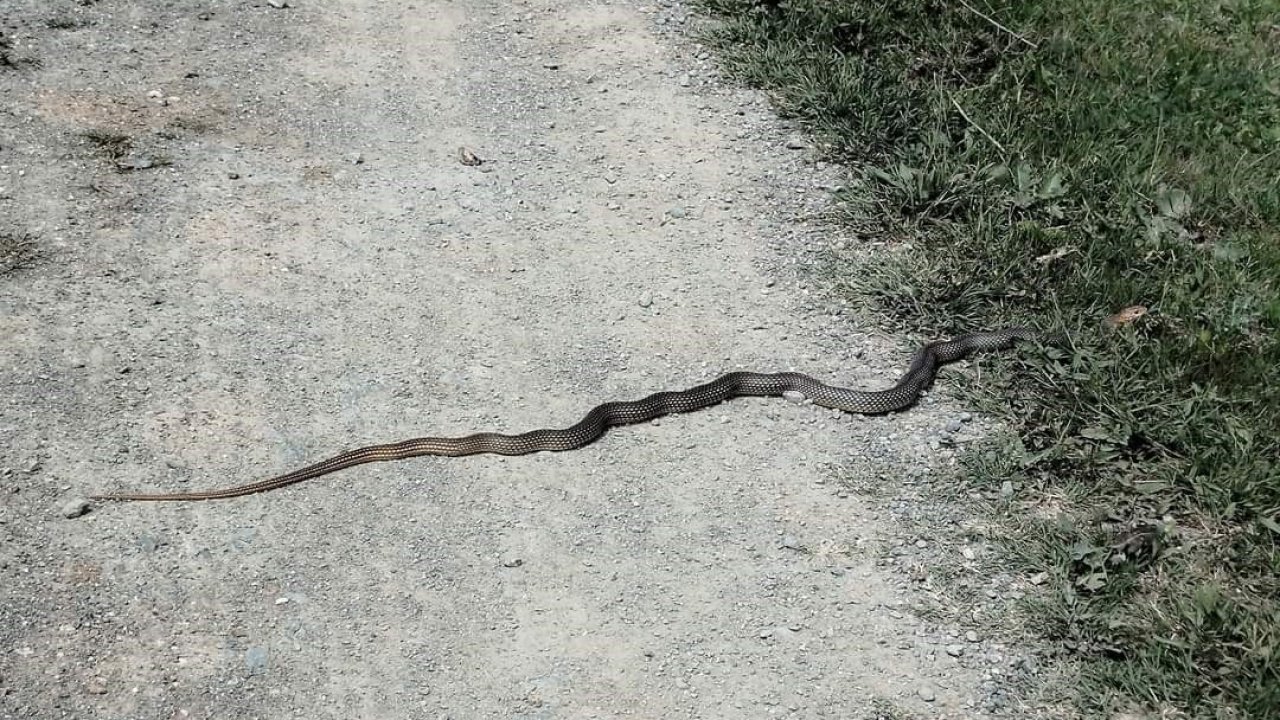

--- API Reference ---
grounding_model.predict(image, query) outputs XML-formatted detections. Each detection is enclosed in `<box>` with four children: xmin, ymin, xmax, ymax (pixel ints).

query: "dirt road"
<box><xmin>2</xmin><ymin>1</ymin><xmax>1026</xmax><ymax>717</ymax></box>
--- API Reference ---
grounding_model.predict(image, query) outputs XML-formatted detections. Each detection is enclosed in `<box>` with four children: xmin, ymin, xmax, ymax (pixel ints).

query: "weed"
<box><xmin>82</xmin><ymin>129</ymin><xmax>132</xmax><ymax>161</ymax></box>
<box><xmin>0</xmin><ymin>232</ymin><xmax>37</xmax><ymax>274</ymax></box>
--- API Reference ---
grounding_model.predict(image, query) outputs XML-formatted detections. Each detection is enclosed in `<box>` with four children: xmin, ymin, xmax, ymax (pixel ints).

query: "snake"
<box><xmin>91</xmin><ymin>328</ymin><xmax>1039</xmax><ymax>502</ymax></box>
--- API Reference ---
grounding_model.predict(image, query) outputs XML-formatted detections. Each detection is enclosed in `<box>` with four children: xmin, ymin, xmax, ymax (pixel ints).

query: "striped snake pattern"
<box><xmin>92</xmin><ymin>328</ymin><xmax>1038</xmax><ymax>502</ymax></box>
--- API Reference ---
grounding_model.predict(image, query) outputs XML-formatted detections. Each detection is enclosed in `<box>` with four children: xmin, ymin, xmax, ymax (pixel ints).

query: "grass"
<box><xmin>81</xmin><ymin>129</ymin><xmax>173</xmax><ymax>172</ymax></box>
<box><xmin>82</xmin><ymin>129</ymin><xmax>133</xmax><ymax>161</ymax></box>
<box><xmin>696</xmin><ymin>0</ymin><xmax>1279</xmax><ymax>717</ymax></box>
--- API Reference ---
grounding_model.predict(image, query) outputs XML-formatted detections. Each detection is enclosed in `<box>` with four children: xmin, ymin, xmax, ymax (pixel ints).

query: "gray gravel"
<box><xmin>0</xmin><ymin>0</ymin><xmax>1053</xmax><ymax>718</ymax></box>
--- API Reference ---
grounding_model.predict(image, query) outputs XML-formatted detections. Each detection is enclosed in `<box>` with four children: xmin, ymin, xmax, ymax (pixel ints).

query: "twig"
<box><xmin>955</xmin><ymin>0</ymin><xmax>1038</xmax><ymax>49</ymax></box>
<box><xmin>949</xmin><ymin>95</ymin><xmax>1007</xmax><ymax>154</ymax></box>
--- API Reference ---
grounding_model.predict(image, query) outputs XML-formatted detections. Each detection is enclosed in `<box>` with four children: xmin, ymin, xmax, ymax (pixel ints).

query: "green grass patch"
<box><xmin>698</xmin><ymin>0</ymin><xmax>1279</xmax><ymax>716</ymax></box>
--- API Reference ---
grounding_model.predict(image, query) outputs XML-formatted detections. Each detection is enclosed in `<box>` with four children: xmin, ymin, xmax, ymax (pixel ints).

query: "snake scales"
<box><xmin>91</xmin><ymin>328</ymin><xmax>1037</xmax><ymax>502</ymax></box>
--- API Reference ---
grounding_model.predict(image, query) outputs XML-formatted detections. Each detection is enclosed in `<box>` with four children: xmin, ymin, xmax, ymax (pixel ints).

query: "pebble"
<box><xmin>245</xmin><ymin>646</ymin><xmax>268</xmax><ymax>674</ymax></box>
<box><xmin>667</xmin><ymin>206</ymin><xmax>686</xmax><ymax>219</ymax></box>
<box><xmin>781</xmin><ymin>390</ymin><xmax>805</xmax><ymax>404</ymax></box>
<box><xmin>780</xmin><ymin>534</ymin><xmax>800</xmax><ymax>550</ymax></box>
<box><xmin>267</xmin><ymin>0</ymin><xmax>289</xmax><ymax>8</ymax></box>
<box><xmin>966</xmin><ymin>630</ymin><xmax>980</xmax><ymax>642</ymax></box>
<box><xmin>349</xmin><ymin>152</ymin><xmax>365</xmax><ymax>165</ymax></box>
<box><xmin>501</xmin><ymin>554</ymin><xmax>524</xmax><ymax>568</ymax></box>
<box><xmin>85</xmin><ymin>677</ymin><xmax>108</xmax><ymax>695</ymax></box>
<box><xmin>945</xmin><ymin>418</ymin><xmax>963</xmax><ymax>433</ymax></box>
<box><xmin>916</xmin><ymin>685</ymin><xmax>936</xmax><ymax>702</ymax></box>
<box><xmin>117</xmin><ymin>154</ymin><xmax>156</xmax><ymax>171</ymax></box>
<box><xmin>999</xmin><ymin>480</ymin><xmax>1014</xmax><ymax>499</ymax></box>
<box><xmin>946</xmin><ymin>644</ymin><xmax>965</xmax><ymax>657</ymax></box>
<box><xmin>60</xmin><ymin>498</ymin><xmax>91</xmax><ymax>519</ymax></box>
<box><xmin>637</xmin><ymin>291</ymin><xmax>653</xmax><ymax>308</ymax></box>
<box><xmin>784</xmin><ymin>137</ymin><xmax>807</xmax><ymax>150</ymax></box>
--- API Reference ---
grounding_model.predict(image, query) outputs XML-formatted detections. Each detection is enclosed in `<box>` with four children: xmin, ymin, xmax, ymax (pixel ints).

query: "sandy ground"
<box><xmin>2</xmin><ymin>1</ymin><xmax>1045</xmax><ymax>718</ymax></box>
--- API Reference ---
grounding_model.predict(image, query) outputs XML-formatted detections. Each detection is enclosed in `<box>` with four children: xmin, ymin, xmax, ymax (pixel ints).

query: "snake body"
<box><xmin>91</xmin><ymin>328</ymin><xmax>1037</xmax><ymax>502</ymax></box>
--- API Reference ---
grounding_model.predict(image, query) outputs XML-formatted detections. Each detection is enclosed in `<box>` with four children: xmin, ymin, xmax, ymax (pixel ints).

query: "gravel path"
<box><xmin>1</xmin><ymin>1</ymin><xmax>1041</xmax><ymax>717</ymax></box>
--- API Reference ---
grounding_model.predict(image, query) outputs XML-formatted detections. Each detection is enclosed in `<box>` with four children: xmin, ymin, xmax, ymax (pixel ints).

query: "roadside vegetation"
<box><xmin>696</xmin><ymin>0</ymin><xmax>1279</xmax><ymax>716</ymax></box>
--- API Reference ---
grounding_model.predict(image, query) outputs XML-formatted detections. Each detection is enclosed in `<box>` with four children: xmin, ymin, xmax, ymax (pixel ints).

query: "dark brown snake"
<box><xmin>91</xmin><ymin>328</ymin><xmax>1038</xmax><ymax>502</ymax></box>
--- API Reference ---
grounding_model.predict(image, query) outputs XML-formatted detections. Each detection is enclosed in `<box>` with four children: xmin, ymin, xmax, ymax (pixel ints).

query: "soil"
<box><xmin>1</xmin><ymin>1</ymin><xmax>1047</xmax><ymax>718</ymax></box>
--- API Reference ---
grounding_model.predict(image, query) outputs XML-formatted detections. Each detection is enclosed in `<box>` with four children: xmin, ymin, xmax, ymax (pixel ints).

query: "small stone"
<box><xmin>228</xmin><ymin>172</ymin><xmax>240</xmax><ymax>180</ymax></box>
<box><xmin>667</xmin><ymin>206</ymin><xmax>686</xmax><ymax>219</ymax></box>
<box><xmin>1028</xmin><ymin>571</ymin><xmax>1049</xmax><ymax>586</ymax></box>
<box><xmin>245</xmin><ymin>646</ymin><xmax>268</xmax><ymax>674</ymax></box>
<box><xmin>961</xmin><ymin>546</ymin><xmax>977</xmax><ymax>560</ymax></box>
<box><xmin>61</xmin><ymin>498</ymin><xmax>91</xmax><ymax>519</ymax></box>
<box><xmin>543</xmin><ymin>61</ymin><xmax>560</xmax><ymax>70</ymax></box>
<box><xmin>784</xmin><ymin>137</ymin><xmax>807</xmax><ymax>150</ymax></box>
<box><xmin>86</xmin><ymin>677</ymin><xmax>108</xmax><ymax>695</ymax></box>
<box><xmin>274</xmin><ymin>597</ymin><xmax>290</xmax><ymax>605</ymax></box>
<box><xmin>637</xmin><ymin>291</ymin><xmax>653</xmax><ymax>308</ymax></box>
<box><xmin>945</xmin><ymin>418</ymin><xmax>963</xmax><ymax>433</ymax></box>
<box><xmin>501</xmin><ymin>554</ymin><xmax>524</xmax><ymax>568</ymax></box>
<box><xmin>147</xmin><ymin>89</ymin><xmax>163</xmax><ymax>99</ymax></box>
<box><xmin>678</xmin><ymin>74</ymin><xmax>691</xmax><ymax>87</ymax></box>
<box><xmin>758</xmin><ymin>627</ymin><xmax>774</xmax><ymax>639</ymax></box>
<box><xmin>965</xmin><ymin>630</ymin><xmax>980</xmax><ymax>643</ymax></box>
<box><xmin>781</xmin><ymin>390</ymin><xmax>805</xmax><ymax>404</ymax></box>
<box><xmin>349</xmin><ymin>152</ymin><xmax>364</xmax><ymax>165</ymax></box>
<box><xmin>960</xmin><ymin>412</ymin><xmax>973</xmax><ymax>422</ymax></box>
<box><xmin>24</xmin><ymin>459</ymin><xmax>40</xmax><ymax>473</ymax></box>
<box><xmin>780</xmin><ymin>534</ymin><xmax>800</xmax><ymax>550</ymax></box>
<box><xmin>117</xmin><ymin>154</ymin><xmax>157</xmax><ymax>171</ymax></box>
<box><xmin>915</xmin><ymin>539</ymin><xmax>928</xmax><ymax>548</ymax></box>
<box><xmin>917</xmin><ymin>685</ymin><xmax>936</xmax><ymax>702</ymax></box>
<box><xmin>267</xmin><ymin>0</ymin><xmax>288</xmax><ymax>8</ymax></box>
<box><xmin>946</xmin><ymin>644</ymin><xmax>966</xmax><ymax>657</ymax></box>
<box><xmin>999</xmin><ymin>480</ymin><xmax>1014</xmax><ymax>499</ymax></box>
